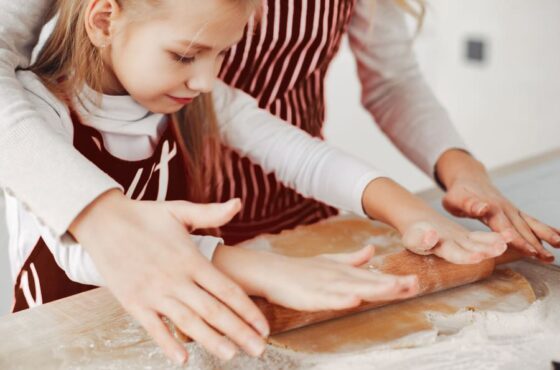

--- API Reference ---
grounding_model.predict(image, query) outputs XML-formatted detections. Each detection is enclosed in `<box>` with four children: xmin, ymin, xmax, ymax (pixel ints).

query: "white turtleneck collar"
<box><xmin>72</xmin><ymin>85</ymin><xmax>169</xmax><ymax>161</ymax></box>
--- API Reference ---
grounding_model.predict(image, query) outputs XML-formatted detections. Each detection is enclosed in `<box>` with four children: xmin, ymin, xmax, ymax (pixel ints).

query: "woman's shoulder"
<box><xmin>15</xmin><ymin>70</ymin><xmax>74</xmax><ymax>138</ymax></box>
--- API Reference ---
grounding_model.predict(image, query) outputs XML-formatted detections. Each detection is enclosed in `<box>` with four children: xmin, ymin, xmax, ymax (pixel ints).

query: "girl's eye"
<box><xmin>171</xmin><ymin>52</ymin><xmax>195</xmax><ymax>65</ymax></box>
<box><xmin>218</xmin><ymin>48</ymin><xmax>231</xmax><ymax>57</ymax></box>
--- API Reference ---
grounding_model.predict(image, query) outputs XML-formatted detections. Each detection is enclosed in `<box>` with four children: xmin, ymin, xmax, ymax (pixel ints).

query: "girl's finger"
<box><xmin>176</xmin><ymin>284</ymin><xmax>266</xmax><ymax>358</ymax></box>
<box><xmin>459</xmin><ymin>235</ymin><xmax>506</xmax><ymax>258</ymax></box>
<box><xmin>340</xmin><ymin>263</ymin><xmax>414</xmax><ymax>286</ymax></box>
<box><xmin>432</xmin><ymin>240</ymin><xmax>484</xmax><ymax>265</ymax></box>
<box><xmin>320</xmin><ymin>245</ymin><xmax>376</xmax><ymax>266</ymax></box>
<box><xmin>467</xmin><ymin>231</ymin><xmax>506</xmax><ymax>245</ymax></box>
<box><xmin>522</xmin><ymin>213</ymin><xmax>560</xmax><ymax>249</ymax></box>
<box><xmin>158</xmin><ymin>298</ymin><xmax>239</xmax><ymax>361</ymax></box>
<box><xmin>192</xmin><ymin>263</ymin><xmax>269</xmax><ymax>338</ymax></box>
<box><xmin>312</xmin><ymin>293</ymin><xmax>362</xmax><ymax>311</ymax></box>
<box><xmin>131</xmin><ymin>308</ymin><xmax>189</xmax><ymax>365</ymax></box>
<box><xmin>402</xmin><ymin>222</ymin><xmax>439</xmax><ymax>255</ymax></box>
<box><xmin>333</xmin><ymin>276</ymin><xmax>419</xmax><ymax>302</ymax></box>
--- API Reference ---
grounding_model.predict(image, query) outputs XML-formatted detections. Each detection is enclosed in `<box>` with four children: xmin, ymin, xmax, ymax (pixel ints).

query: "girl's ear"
<box><xmin>84</xmin><ymin>0</ymin><xmax>122</xmax><ymax>48</ymax></box>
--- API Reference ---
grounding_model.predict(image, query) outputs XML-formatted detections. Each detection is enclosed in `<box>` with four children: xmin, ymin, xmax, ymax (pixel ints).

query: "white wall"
<box><xmin>324</xmin><ymin>0</ymin><xmax>560</xmax><ymax>192</ymax></box>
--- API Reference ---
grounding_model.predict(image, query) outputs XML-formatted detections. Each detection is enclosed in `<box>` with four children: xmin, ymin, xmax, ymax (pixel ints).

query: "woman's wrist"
<box><xmin>68</xmin><ymin>189</ymin><xmax>127</xmax><ymax>243</ymax></box>
<box><xmin>435</xmin><ymin>149</ymin><xmax>489</xmax><ymax>190</ymax></box>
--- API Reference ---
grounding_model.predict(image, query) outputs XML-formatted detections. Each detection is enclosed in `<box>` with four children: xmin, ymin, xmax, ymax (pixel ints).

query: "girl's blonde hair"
<box><xmin>30</xmin><ymin>0</ymin><xmax>260</xmax><ymax>203</ymax></box>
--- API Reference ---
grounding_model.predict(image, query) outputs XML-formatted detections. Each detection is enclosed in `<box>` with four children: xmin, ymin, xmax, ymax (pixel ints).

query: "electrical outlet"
<box><xmin>465</xmin><ymin>38</ymin><xmax>486</xmax><ymax>63</ymax></box>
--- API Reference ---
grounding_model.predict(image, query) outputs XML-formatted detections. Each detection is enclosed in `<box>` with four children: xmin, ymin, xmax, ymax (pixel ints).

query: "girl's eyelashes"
<box><xmin>169</xmin><ymin>48</ymin><xmax>230</xmax><ymax>64</ymax></box>
<box><xmin>170</xmin><ymin>51</ymin><xmax>195</xmax><ymax>65</ymax></box>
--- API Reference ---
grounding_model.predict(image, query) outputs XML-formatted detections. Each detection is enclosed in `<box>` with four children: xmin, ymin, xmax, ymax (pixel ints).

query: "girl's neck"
<box><xmin>99</xmin><ymin>53</ymin><xmax>128</xmax><ymax>96</ymax></box>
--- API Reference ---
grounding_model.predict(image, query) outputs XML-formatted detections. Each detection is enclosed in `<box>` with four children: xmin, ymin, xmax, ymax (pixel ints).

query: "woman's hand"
<box><xmin>436</xmin><ymin>149</ymin><xmax>559</xmax><ymax>262</ymax></box>
<box><xmin>362</xmin><ymin>178</ymin><xmax>508</xmax><ymax>265</ymax></box>
<box><xmin>213</xmin><ymin>245</ymin><xmax>419</xmax><ymax>312</ymax></box>
<box><xmin>69</xmin><ymin>190</ymin><xmax>269</xmax><ymax>365</ymax></box>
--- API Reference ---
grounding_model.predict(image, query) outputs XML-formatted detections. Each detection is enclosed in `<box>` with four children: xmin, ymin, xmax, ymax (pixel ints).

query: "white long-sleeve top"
<box><xmin>6</xmin><ymin>70</ymin><xmax>381</xmax><ymax>286</ymax></box>
<box><xmin>0</xmin><ymin>0</ymin><xmax>467</xmax><ymax>240</ymax></box>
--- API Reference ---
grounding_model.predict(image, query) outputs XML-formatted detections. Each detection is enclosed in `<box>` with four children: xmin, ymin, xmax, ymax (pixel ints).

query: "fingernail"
<box><xmin>246</xmin><ymin>337</ymin><xmax>266</xmax><ymax>357</ymax></box>
<box><xmin>218</xmin><ymin>343</ymin><xmax>237</xmax><ymax>361</ymax></box>
<box><xmin>527</xmin><ymin>243</ymin><xmax>539</xmax><ymax>255</ymax></box>
<box><xmin>423</xmin><ymin>230</ymin><xmax>438</xmax><ymax>247</ymax></box>
<box><xmin>253</xmin><ymin>320</ymin><xmax>270</xmax><ymax>338</ymax></box>
<box><xmin>227</xmin><ymin>198</ymin><xmax>241</xmax><ymax>207</ymax></box>
<box><xmin>174</xmin><ymin>351</ymin><xmax>187</xmax><ymax>365</ymax></box>
<box><xmin>553</xmin><ymin>235</ymin><xmax>560</xmax><ymax>244</ymax></box>
<box><xmin>475</xmin><ymin>203</ymin><xmax>488</xmax><ymax>214</ymax></box>
<box><xmin>494</xmin><ymin>242</ymin><xmax>507</xmax><ymax>253</ymax></box>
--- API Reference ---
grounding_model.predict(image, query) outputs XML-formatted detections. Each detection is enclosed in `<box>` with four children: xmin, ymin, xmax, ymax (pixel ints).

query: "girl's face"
<box><xmin>97</xmin><ymin>0</ymin><xmax>251</xmax><ymax>113</ymax></box>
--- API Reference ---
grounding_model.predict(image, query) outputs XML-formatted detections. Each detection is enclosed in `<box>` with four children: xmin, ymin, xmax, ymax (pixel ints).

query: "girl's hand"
<box><xmin>436</xmin><ymin>149</ymin><xmax>559</xmax><ymax>262</ymax></box>
<box><xmin>401</xmin><ymin>220</ymin><xmax>508</xmax><ymax>265</ymax></box>
<box><xmin>69</xmin><ymin>190</ymin><xmax>269</xmax><ymax>365</ymax></box>
<box><xmin>214</xmin><ymin>245</ymin><xmax>419</xmax><ymax>312</ymax></box>
<box><xmin>363</xmin><ymin>178</ymin><xmax>509</xmax><ymax>265</ymax></box>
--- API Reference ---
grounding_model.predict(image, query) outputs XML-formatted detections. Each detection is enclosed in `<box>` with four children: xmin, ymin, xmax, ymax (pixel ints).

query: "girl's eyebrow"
<box><xmin>175</xmin><ymin>40</ymin><xmax>212</xmax><ymax>51</ymax></box>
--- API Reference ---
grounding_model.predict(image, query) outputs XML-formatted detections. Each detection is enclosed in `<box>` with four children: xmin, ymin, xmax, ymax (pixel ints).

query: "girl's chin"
<box><xmin>143</xmin><ymin>102</ymin><xmax>183</xmax><ymax>115</ymax></box>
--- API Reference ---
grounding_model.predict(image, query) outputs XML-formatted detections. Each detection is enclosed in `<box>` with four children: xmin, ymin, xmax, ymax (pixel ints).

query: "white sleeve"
<box><xmin>0</xmin><ymin>1</ymin><xmax>120</xmax><ymax>238</ymax></box>
<box><xmin>347</xmin><ymin>0</ymin><xmax>468</xmax><ymax>177</ymax></box>
<box><xmin>39</xmin><ymin>229</ymin><xmax>223</xmax><ymax>286</ymax></box>
<box><xmin>213</xmin><ymin>81</ymin><xmax>384</xmax><ymax>217</ymax></box>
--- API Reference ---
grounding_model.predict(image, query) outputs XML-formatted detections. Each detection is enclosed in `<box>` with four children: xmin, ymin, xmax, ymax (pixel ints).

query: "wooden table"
<box><xmin>1</xmin><ymin>150</ymin><xmax>559</xmax><ymax>369</ymax></box>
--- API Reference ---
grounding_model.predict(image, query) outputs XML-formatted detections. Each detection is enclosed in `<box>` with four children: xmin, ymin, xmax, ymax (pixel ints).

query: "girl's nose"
<box><xmin>186</xmin><ymin>63</ymin><xmax>216</xmax><ymax>94</ymax></box>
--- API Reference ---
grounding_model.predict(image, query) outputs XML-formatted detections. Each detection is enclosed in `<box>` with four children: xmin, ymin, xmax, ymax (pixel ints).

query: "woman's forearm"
<box><xmin>0</xmin><ymin>1</ymin><xmax>119</xmax><ymax>237</ymax></box>
<box><xmin>435</xmin><ymin>149</ymin><xmax>489</xmax><ymax>189</ymax></box>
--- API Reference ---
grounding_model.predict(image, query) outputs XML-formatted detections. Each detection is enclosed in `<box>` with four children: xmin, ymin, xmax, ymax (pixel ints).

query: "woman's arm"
<box><xmin>347</xmin><ymin>0</ymin><xmax>467</xmax><ymax>177</ymax></box>
<box><xmin>0</xmin><ymin>0</ymin><xmax>120</xmax><ymax>238</ymax></box>
<box><xmin>346</xmin><ymin>0</ymin><xmax>559</xmax><ymax>261</ymax></box>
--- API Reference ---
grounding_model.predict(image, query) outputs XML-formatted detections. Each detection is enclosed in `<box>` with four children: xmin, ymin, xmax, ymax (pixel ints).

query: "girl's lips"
<box><xmin>167</xmin><ymin>95</ymin><xmax>194</xmax><ymax>105</ymax></box>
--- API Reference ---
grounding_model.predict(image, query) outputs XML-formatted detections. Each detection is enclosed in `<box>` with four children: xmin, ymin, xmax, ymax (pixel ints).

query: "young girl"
<box><xmin>6</xmin><ymin>0</ymin><xmax>508</xmax><ymax>364</ymax></box>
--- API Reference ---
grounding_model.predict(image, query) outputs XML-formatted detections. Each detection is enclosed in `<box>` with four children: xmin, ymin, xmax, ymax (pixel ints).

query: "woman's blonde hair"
<box><xmin>394</xmin><ymin>0</ymin><xmax>426</xmax><ymax>27</ymax></box>
<box><xmin>30</xmin><ymin>0</ymin><xmax>260</xmax><ymax>203</ymax></box>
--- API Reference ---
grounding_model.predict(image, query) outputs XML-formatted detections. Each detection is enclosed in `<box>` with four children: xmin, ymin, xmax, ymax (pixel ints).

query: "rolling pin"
<box><xmin>252</xmin><ymin>248</ymin><xmax>523</xmax><ymax>335</ymax></box>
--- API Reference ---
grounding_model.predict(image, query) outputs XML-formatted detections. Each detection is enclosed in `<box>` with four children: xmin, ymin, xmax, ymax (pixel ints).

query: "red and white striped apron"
<box><xmin>216</xmin><ymin>0</ymin><xmax>358</xmax><ymax>244</ymax></box>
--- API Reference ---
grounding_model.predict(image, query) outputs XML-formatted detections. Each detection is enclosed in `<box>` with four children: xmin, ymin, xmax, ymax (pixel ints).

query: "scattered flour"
<box><xmin>52</xmin><ymin>262</ymin><xmax>560</xmax><ymax>370</ymax></box>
